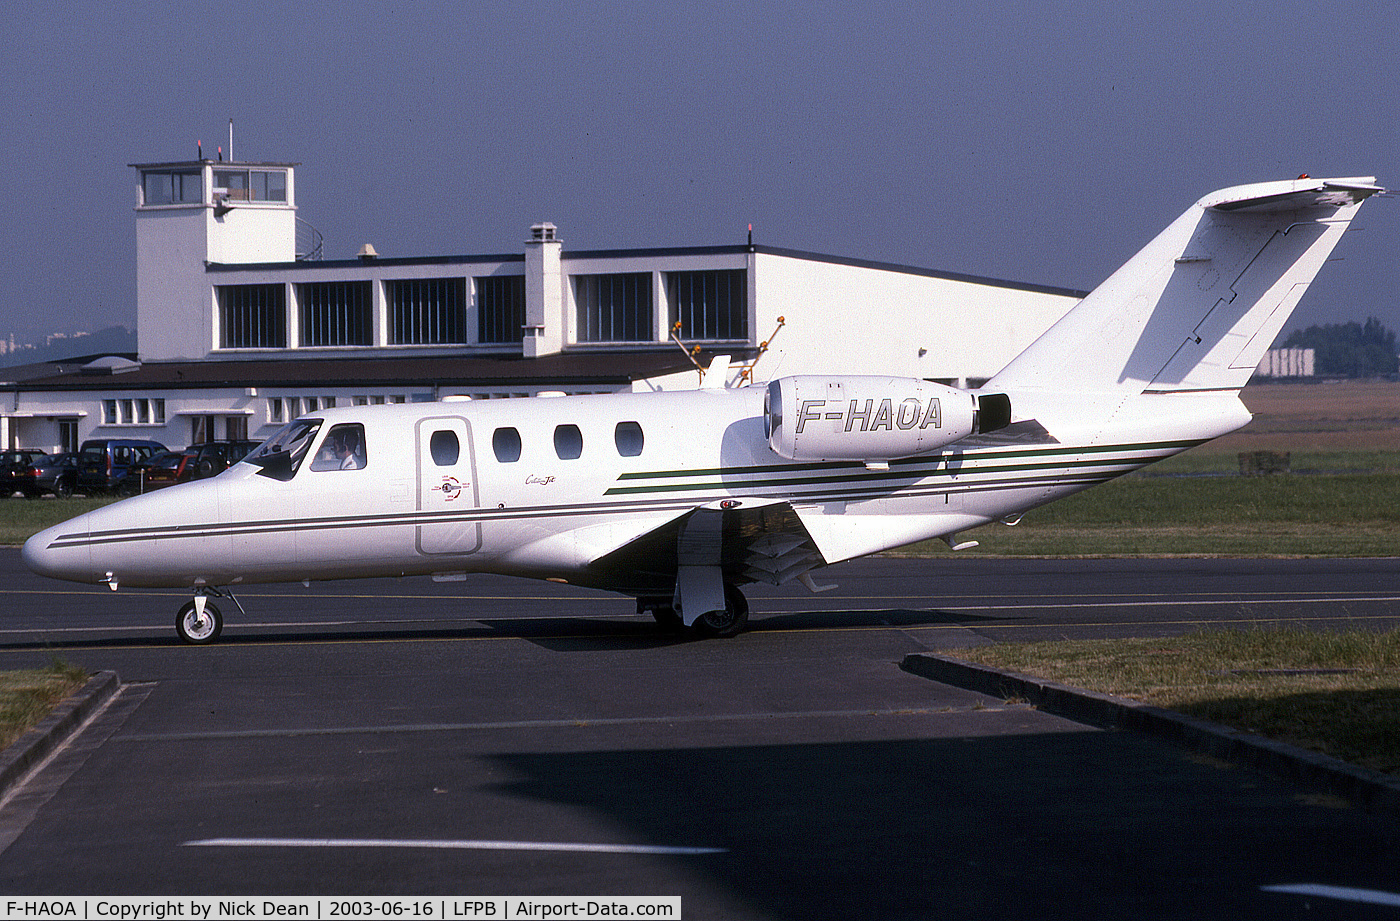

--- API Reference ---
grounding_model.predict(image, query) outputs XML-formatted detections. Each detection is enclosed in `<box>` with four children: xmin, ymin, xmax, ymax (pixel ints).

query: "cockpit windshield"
<box><xmin>244</xmin><ymin>419</ymin><xmax>323</xmax><ymax>481</ymax></box>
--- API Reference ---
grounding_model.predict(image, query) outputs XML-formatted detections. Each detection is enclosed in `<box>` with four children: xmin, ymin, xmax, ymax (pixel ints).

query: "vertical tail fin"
<box><xmin>988</xmin><ymin>177</ymin><xmax>1383</xmax><ymax>394</ymax></box>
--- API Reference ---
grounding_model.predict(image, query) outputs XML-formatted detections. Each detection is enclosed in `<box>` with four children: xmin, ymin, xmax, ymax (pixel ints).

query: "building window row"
<box><xmin>219</xmin><ymin>277</ymin><xmax>487</xmax><ymax>350</ymax></box>
<box><xmin>268</xmin><ymin>396</ymin><xmax>339</xmax><ymax>424</ymax></box>
<box><xmin>301</xmin><ymin>281</ymin><xmax>372</xmax><ymax>347</ymax></box>
<box><xmin>669</xmin><ymin>269</ymin><xmax>747</xmax><ymax>341</ymax></box>
<box><xmin>575</xmin><ymin>272</ymin><xmax>653</xmax><ymax>343</ymax></box>
<box><xmin>267</xmin><ymin>394</ymin><xmax>421</xmax><ymax>424</ymax></box>
<box><xmin>388</xmin><ymin>278</ymin><xmax>467</xmax><ymax>345</ymax></box>
<box><xmin>102</xmin><ymin>398</ymin><xmax>166</xmax><ymax>426</ymax></box>
<box><xmin>217</xmin><ymin>269</ymin><xmax>745</xmax><ymax>350</ymax></box>
<box><xmin>575</xmin><ymin>269</ymin><xmax>748</xmax><ymax>344</ymax></box>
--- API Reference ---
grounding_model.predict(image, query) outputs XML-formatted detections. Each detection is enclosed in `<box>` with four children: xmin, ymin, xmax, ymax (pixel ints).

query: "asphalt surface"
<box><xmin>0</xmin><ymin>548</ymin><xmax>1397</xmax><ymax>918</ymax></box>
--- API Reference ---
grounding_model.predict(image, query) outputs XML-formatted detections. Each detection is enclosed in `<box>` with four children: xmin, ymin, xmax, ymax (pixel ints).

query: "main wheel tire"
<box><xmin>54</xmin><ymin>477</ymin><xmax>73</xmax><ymax>498</ymax></box>
<box><xmin>176</xmin><ymin>600</ymin><xmax>223</xmax><ymax>645</ymax></box>
<box><xmin>694</xmin><ymin>584</ymin><xmax>749</xmax><ymax>638</ymax></box>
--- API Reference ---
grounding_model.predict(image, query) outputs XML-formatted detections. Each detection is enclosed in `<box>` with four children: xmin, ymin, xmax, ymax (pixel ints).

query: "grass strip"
<box><xmin>956</xmin><ymin>627</ymin><xmax>1400</xmax><ymax>775</ymax></box>
<box><xmin>0</xmin><ymin>659</ymin><xmax>90</xmax><ymax>750</ymax></box>
<box><xmin>0</xmin><ymin>497</ymin><xmax>118</xmax><ymax>547</ymax></box>
<box><xmin>902</xmin><ymin>472</ymin><xmax>1400</xmax><ymax>557</ymax></box>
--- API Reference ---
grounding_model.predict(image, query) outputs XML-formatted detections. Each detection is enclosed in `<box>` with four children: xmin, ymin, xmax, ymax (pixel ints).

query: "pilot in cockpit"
<box><xmin>334</xmin><ymin>434</ymin><xmax>360</xmax><ymax>469</ymax></box>
<box><xmin>311</xmin><ymin>424</ymin><xmax>365</xmax><ymax>471</ymax></box>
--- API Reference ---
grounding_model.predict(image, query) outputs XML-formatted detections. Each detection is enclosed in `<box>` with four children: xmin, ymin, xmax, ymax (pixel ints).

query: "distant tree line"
<box><xmin>1281</xmin><ymin>317</ymin><xmax>1398</xmax><ymax>378</ymax></box>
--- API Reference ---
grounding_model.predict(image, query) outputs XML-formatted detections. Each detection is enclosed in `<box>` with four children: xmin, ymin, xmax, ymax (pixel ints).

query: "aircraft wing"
<box><xmin>581</xmin><ymin>499</ymin><xmax>826</xmax><ymax>597</ymax></box>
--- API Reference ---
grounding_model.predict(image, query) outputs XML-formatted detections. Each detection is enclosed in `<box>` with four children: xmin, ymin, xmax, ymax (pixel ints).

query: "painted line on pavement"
<box><xmin>185</xmin><ymin>837</ymin><xmax>726</xmax><ymax>855</ymax></box>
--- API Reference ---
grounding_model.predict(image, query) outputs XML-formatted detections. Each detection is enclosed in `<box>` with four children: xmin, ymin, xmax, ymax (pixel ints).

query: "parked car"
<box><xmin>77</xmin><ymin>439</ymin><xmax>167</xmax><ymax>494</ymax></box>
<box><xmin>182</xmin><ymin>440</ymin><xmax>260</xmax><ymax>480</ymax></box>
<box><xmin>0</xmin><ymin>450</ymin><xmax>50</xmax><ymax>497</ymax></box>
<box><xmin>113</xmin><ymin>441</ymin><xmax>260</xmax><ymax>495</ymax></box>
<box><xmin>114</xmin><ymin>450</ymin><xmax>187</xmax><ymax>495</ymax></box>
<box><xmin>15</xmin><ymin>452</ymin><xmax>82</xmax><ymax>498</ymax></box>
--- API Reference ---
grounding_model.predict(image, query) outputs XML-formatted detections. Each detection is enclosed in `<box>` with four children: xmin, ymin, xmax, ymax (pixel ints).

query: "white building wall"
<box><xmin>1256</xmin><ymin>347</ymin><xmax>1315</xmax><ymax>377</ymax></box>
<box><xmin>205</xmin><ymin>206</ymin><xmax>296</xmax><ymax>265</ymax></box>
<box><xmin>136</xmin><ymin>208</ymin><xmax>215</xmax><ymax>362</ymax></box>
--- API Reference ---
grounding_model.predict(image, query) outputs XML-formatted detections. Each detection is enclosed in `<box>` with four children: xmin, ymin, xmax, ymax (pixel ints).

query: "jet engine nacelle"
<box><xmin>765</xmin><ymin>375</ymin><xmax>1010</xmax><ymax>462</ymax></box>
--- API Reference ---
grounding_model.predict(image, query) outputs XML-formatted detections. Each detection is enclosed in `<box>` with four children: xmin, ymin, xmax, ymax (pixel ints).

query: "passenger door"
<box><xmin>415</xmin><ymin>416</ymin><xmax>481</xmax><ymax>555</ymax></box>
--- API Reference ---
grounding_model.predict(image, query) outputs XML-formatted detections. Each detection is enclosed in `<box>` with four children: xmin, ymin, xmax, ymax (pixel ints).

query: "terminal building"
<box><xmin>2</xmin><ymin>154</ymin><xmax>1086</xmax><ymax>454</ymax></box>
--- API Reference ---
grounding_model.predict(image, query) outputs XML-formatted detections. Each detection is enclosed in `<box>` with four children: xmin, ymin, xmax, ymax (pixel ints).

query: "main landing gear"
<box><xmin>639</xmin><ymin>583</ymin><xmax>750</xmax><ymax>639</ymax></box>
<box><xmin>175</xmin><ymin>587</ymin><xmax>247</xmax><ymax>645</ymax></box>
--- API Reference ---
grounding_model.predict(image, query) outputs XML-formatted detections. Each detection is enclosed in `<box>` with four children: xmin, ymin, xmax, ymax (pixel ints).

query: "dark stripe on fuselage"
<box><xmin>43</xmin><ymin>438</ymin><xmax>1199</xmax><ymax>551</ymax></box>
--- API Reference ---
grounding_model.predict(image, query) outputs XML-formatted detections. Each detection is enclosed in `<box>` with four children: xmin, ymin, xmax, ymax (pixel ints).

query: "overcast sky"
<box><xmin>2</xmin><ymin>1</ymin><xmax>1396</xmax><ymax>346</ymax></box>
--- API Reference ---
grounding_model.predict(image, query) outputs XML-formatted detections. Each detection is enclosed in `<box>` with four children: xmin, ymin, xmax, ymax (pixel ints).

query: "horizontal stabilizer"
<box><xmin>989</xmin><ymin>176</ymin><xmax>1383</xmax><ymax>395</ymax></box>
<box><xmin>1204</xmin><ymin>178</ymin><xmax>1384</xmax><ymax>213</ymax></box>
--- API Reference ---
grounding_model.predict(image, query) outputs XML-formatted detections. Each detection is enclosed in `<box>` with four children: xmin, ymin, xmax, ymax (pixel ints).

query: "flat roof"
<box><xmin>12</xmin><ymin>350</ymin><xmax>749</xmax><ymax>393</ymax></box>
<box><xmin>206</xmin><ymin>242</ymin><xmax>1088</xmax><ymax>300</ymax></box>
<box><xmin>130</xmin><ymin>159</ymin><xmax>300</xmax><ymax>170</ymax></box>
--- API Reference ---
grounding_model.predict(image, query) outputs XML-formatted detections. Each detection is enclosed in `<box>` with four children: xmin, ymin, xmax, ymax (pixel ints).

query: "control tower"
<box><xmin>132</xmin><ymin>157</ymin><xmax>298</xmax><ymax>360</ymax></box>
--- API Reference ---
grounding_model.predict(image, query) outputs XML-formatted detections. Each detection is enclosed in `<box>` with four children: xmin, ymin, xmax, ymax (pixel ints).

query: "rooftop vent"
<box><xmin>529</xmin><ymin>222</ymin><xmax>558</xmax><ymax>242</ymax></box>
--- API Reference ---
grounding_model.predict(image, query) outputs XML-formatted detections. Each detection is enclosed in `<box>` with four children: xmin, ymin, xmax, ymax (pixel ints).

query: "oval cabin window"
<box><xmin>430</xmin><ymin>430</ymin><xmax>460</xmax><ymax>466</ymax></box>
<box><xmin>492</xmin><ymin>427</ymin><xmax>522</xmax><ymax>463</ymax></box>
<box><xmin>614</xmin><ymin>421</ymin><xmax>644</xmax><ymax>457</ymax></box>
<box><xmin>554</xmin><ymin>424</ymin><xmax>583</xmax><ymax>460</ymax></box>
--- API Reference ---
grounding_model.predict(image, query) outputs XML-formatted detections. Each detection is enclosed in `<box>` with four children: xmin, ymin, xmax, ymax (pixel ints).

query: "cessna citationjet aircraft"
<box><xmin>23</xmin><ymin>176</ymin><xmax>1384</xmax><ymax>643</ymax></box>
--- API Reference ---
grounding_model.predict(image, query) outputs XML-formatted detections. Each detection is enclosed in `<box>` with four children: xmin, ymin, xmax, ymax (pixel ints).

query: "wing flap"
<box><xmin>583</xmin><ymin>499</ymin><xmax>827</xmax><ymax>594</ymax></box>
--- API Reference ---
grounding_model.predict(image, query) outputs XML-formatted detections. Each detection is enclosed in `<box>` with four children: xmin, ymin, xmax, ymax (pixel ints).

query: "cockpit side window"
<box><xmin>309</xmin><ymin>423</ymin><xmax>368</xmax><ymax>471</ymax></box>
<box><xmin>246</xmin><ymin>419</ymin><xmax>323</xmax><ymax>481</ymax></box>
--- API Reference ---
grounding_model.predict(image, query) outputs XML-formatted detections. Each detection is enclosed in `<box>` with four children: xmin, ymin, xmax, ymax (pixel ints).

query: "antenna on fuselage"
<box><xmin>738</xmin><ymin>315</ymin><xmax>786</xmax><ymax>384</ymax></box>
<box><xmin>670</xmin><ymin>321</ymin><xmax>708</xmax><ymax>384</ymax></box>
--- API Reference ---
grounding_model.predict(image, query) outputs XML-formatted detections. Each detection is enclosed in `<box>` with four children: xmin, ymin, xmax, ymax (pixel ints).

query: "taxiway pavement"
<box><xmin>0</xmin><ymin>550</ymin><xmax>1396</xmax><ymax>918</ymax></box>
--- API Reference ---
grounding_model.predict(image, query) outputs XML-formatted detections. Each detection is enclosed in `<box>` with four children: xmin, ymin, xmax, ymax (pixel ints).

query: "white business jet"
<box><xmin>23</xmin><ymin>176</ymin><xmax>1384</xmax><ymax>643</ymax></box>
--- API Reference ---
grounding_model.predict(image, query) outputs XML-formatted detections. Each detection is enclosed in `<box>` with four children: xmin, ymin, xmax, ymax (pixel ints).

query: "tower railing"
<box><xmin>296</xmin><ymin>218</ymin><xmax>324</xmax><ymax>261</ymax></box>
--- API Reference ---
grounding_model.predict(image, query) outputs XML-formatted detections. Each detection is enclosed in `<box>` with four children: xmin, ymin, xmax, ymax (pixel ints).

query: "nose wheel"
<box><xmin>174</xmin><ymin>589</ymin><xmax>242</xmax><ymax>644</ymax></box>
<box><xmin>176</xmin><ymin>599</ymin><xmax>222</xmax><ymax>644</ymax></box>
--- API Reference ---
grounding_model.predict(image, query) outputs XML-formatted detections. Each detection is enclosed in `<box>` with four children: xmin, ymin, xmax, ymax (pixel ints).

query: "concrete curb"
<box><xmin>0</xmin><ymin>671</ymin><xmax>120</xmax><ymax>799</ymax></box>
<box><xmin>900</xmin><ymin>653</ymin><xmax>1400</xmax><ymax>814</ymax></box>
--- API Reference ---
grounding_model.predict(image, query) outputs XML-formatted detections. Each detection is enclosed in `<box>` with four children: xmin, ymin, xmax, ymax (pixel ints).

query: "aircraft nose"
<box><xmin>22</xmin><ymin>518</ymin><xmax>94</xmax><ymax>584</ymax></box>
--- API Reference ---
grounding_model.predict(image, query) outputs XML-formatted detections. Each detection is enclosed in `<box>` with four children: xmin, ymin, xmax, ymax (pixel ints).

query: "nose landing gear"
<box><xmin>175</xmin><ymin>587</ymin><xmax>245</xmax><ymax>644</ymax></box>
